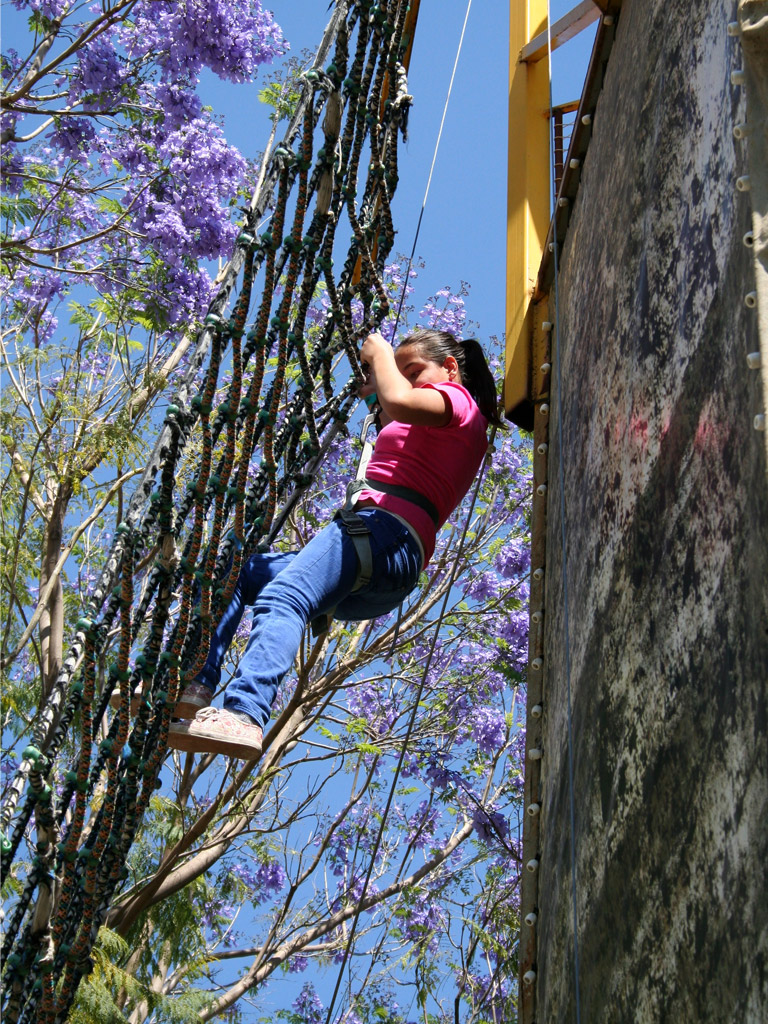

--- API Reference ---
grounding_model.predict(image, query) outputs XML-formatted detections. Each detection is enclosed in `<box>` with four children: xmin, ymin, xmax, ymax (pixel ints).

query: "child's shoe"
<box><xmin>174</xmin><ymin>681</ymin><xmax>213</xmax><ymax>719</ymax></box>
<box><xmin>168</xmin><ymin>707</ymin><xmax>263</xmax><ymax>760</ymax></box>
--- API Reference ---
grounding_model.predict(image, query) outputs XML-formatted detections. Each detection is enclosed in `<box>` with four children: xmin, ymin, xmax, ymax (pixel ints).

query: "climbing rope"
<box><xmin>0</xmin><ymin>4</ymin><xmax>419</xmax><ymax>1021</ymax></box>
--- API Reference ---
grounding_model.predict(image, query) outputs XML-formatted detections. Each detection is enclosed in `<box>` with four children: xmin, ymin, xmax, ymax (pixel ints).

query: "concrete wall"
<box><xmin>536</xmin><ymin>1</ymin><xmax>768</xmax><ymax>1020</ymax></box>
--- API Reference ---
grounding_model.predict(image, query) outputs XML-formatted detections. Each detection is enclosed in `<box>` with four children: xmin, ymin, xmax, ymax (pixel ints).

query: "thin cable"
<box><xmin>323</xmin><ymin>428</ymin><xmax>496</xmax><ymax>1024</ymax></box>
<box><xmin>546</xmin><ymin>6</ymin><xmax>582</xmax><ymax>1022</ymax></box>
<box><xmin>391</xmin><ymin>0</ymin><xmax>474</xmax><ymax>336</ymax></box>
<box><xmin>324</xmin><ymin>7</ymin><xmax>477</xmax><ymax>1017</ymax></box>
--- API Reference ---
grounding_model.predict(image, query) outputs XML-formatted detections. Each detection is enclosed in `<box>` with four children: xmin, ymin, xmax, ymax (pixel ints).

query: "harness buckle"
<box><xmin>338</xmin><ymin>509</ymin><xmax>371</xmax><ymax>536</ymax></box>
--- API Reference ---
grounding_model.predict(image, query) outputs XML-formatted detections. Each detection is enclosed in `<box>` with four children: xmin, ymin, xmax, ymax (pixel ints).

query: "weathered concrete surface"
<box><xmin>536</xmin><ymin>1</ymin><xmax>768</xmax><ymax>1021</ymax></box>
<box><xmin>739</xmin><ymin>0</ymin><xmax>768</xmax><ymax>462</ymax></box>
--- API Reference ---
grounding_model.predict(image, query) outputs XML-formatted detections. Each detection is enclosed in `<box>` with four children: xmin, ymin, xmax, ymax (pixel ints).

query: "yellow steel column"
<box><xmin>505</xmin><ymin>0</ymin><xmax>551</xmax><ymax>428</ymax></box>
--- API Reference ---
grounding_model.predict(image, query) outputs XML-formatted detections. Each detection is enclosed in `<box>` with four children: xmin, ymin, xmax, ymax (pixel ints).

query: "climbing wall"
<box><xmin>532</xmin><ymin>0</ymin><xmax>768</xmax><ymax>1019</ymax></box>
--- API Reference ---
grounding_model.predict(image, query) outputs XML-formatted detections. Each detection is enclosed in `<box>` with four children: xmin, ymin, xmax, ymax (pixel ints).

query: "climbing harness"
<box><xmin>311</xmin><ymin>404</ymin><xmax>436</xmax><ymax>634</ymax></box>
<box><xmin>340</xmin><ymin>406</ymin><xmax>439</xmax><ymax>590</ymax></box>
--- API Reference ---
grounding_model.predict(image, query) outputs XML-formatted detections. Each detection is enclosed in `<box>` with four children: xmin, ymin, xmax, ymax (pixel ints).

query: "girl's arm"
<box><xmin>359</xmin><ymin>333</ymin><xmax>452</xmax><ymax>427</ymax></box>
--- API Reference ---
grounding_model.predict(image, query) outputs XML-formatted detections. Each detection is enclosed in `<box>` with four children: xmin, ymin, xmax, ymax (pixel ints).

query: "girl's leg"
<box><xmin>224</xmin><ymin>510</ymin><xmax>422</xmax><ymax>726</ymax></box>
<box><xmin>175</xmin><ymin>551</ymin><xmax>296</xmax><ymax>717</ymax></box>
<box><xmin>223</xmin><ymin>517</ymin><xmax>359</xmax><ymax>725</ymax></box>
<box><xmin>193</xmin><ymin>550</ymin><xmax>297</xmax><ymax>693</ymax></box>
<box><xmin>170</xmin><ymin>511</ymin><xmax>420</xmax><ymax>757</ymax></box>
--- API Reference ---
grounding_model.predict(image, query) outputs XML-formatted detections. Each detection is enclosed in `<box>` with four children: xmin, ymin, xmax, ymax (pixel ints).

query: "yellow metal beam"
<box><xmin>521</xmin><ymin>0</ymin><xmax>600</xmax><ymax>64</ymax></box>
<box><xmin>505</xmin><ymin>0</ymin><xmax>552</xmax><ymax>428</ymax></box>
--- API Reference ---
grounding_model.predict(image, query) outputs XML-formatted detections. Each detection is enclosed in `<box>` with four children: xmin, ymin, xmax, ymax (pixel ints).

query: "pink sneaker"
<box><xmin>168</xmin><ymin>707</ymin><xmax>263</xmax><ymax>760</ymax></box>
<box><xmin>174</xmin><ymin>681</ymin><xmax>213</xmax><ymax>719</ymax></box>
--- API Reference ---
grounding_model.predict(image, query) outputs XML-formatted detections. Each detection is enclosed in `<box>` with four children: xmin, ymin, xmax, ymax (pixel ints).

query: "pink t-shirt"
<box><xmin>360</xmin><ymin>382</ymin><xmax>489</xmax><ymax>564</ymax></box>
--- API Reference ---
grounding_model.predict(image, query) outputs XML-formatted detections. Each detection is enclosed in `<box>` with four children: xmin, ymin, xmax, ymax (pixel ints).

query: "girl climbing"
<box><xmin>168</xmin><ymin>328</ymin><xmax>502</xmax><ymax>759</ymax></box>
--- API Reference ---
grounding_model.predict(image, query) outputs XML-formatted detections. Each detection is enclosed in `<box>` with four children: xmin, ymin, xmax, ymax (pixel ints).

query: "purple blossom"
<box><xmin>402</xmin><ymin>895</ymin><xmax>445</xmax><ymax>953</ymax></box>
<box><xmin>407</xmin><ymin>801</ymin><xmax>441</xmax><ymax>849</ymax></box>
<box><xmin>293</xmin><ymin>982</ymin><xmax>323</xmax><ymax>1024</ymax></box>
<box><xmin>48</xmin><ymin>119</ymin><xmax>97</xmax><ymax>159</ymax></box>
<box><xmin>495</xmin><ymin>536</ymin><xmax>530</xmax><ymax>579</ymax></box>
<box><xmin>348</xmin><ymin>683</ymin><xmax>398</xmax><ymax>736</ymax></box>
<box><xmin>123</xmin><ymin>0</ymin><xmax>287</xmax><ymax>84</ymax></box>
<box><xmin>471</xmin><ymin>708</ymin><xmax>507</xmax><ymax>755</ymax></box>
<box><xmin>470</xmin><ymin>806</ymin><xmax>510</xmax><ymax>845</ymax></box>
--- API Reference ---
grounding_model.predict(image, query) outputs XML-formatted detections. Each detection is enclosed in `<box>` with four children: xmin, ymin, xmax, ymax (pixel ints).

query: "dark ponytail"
<box><xmin>397</xmin><ymin>328</ymin><xmax>503</xmax><ymax>426</ymax></box>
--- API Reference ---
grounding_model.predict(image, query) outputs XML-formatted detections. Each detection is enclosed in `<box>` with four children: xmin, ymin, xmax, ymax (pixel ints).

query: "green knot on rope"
<box><xmin>191</xmin><ymin>394</ymin><xmax>213</xmax><ymax>416</ymax></box>
<box><xmin>295</xmin><ymin>154</ymin><xmax>312</xmax><ymax>172</ymax></box>
<box><xmin>76</xmin><ymin>616</ymin><xmax>94</xmax><ymax>634</ymax></box>
<box><xmin>136</xmin><ymin>653</ymin><xmax>157</xmax><ymax>675</ymax></box>
<box><xmin>302</xmin><ymin>233</ymin><xmax>320</xmax><ymax>252</ymax></box>
<box><xmin>78</xmin><ymin>847</ymin><xmax>99</xmax><ymax>866</ymax></box>
<box><xmin>99</xmin><ymin>738</ymin><xmax>116</xmax><ymax>758</ymax></box>
<box><xmin>316</xmin><ymin>255</ymin><xmax>333</xmax><ymax>273</ymax></box>
<box><xmin>159</xmin><ymin>651</ymin><xmax>180</xmax><ymax>668</ymax></box>
<box><xmin>273</xmin><ymin>145</ymin><xmax>295</xmax><ymax>165</ymax></box>
<box><xmin>35</xmin><ymin>784</ymin><xmax>53</xmax><ymax>803</ymax></box>
<box><xmin>270</xmin><ymin>314</ymin><xmax>289</xmax><ymax>331</ymax></box>
<box><xmin>303</xmin><ymin>69</ymin><xmax>320</xmax><ymax>84</ymax></box>
<box><xmin>227</xmin><ymin>486</ymin><xmax>246</xmax><ymax>501</ymax></box>
<box><xmin>261</xmin><ymin>230</ymin><xmax>276</xmax><ymax>251</ymax></box>
<box><xmin>208</xmin><ymin>474</ymin><xmax>224</xmax><ymax>495</ymax></box>
<box><xmin>246</xmin><ymin>329</ymin><xmax>267</xmax><ymax>348</ymax></box>
<box><xmin>343</xmin><ymin>77</ymin><xmax>361</xmax><ymax>95</ymax></box>
<box><xmin>23</xmin><ymin>745</ymin><xmax>44</xmax><ymax>766</ymax></box>
<box><xmin>237</xmin><ymin>230</ymin><xmax>256</xmax><ymax>248</ymax></box>
<box><xmin>204</xmin><ymin>312</ymin><xmax>226</xmax><ymax>331</ymax></box>
<box><xmin>1</xmin><ymin>832</ymin><xmax>12</xmax><ymax>854</ymax></box>
<box><xmin>115</xmin><ymin>522</ymin><xmax>131</xmax><ymax>537</ymax></box>
<box><xmin>325</xmin><ymin>62</ymin><xmax>340</xmax><ymax>82</ymax></box>
<box><xmin>64</xmin><ymin>770</ymin><xmax>88</xmax><ymax>793</ymax></box>
<box><xmin>57</xmin><ymin>842</ymin><xmax>77</xmax><ymax>863</ymax></box>
<box><xmin>284</xmin><ymin>234</ymin><xmax>302</xmax><ymax>253</ymax></box>
<box><xmin>167</xmin><ymin>404</ymin><xmax>181</xmax><ymax>418</ymax></box>
<box><xmin>108</xmin><ymin>664</ymin><xmax>131</xmax><ymax>684</ymax></box>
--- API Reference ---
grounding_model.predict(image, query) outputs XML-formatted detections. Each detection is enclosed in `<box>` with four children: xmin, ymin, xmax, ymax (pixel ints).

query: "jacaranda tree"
<box><xmin>1</xmin><ymin>4</ymin><xmax>532</xmax><ymax>1022</ymax></box>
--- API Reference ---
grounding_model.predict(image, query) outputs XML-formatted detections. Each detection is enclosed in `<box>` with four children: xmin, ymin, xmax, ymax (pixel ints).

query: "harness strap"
<box><xmin>353</xmin><ymin>476</ymin><xmax>440</xmax><ymax>527</ymax></box>
<box><xmin>310</xmin><ymin>408</ymin><xmax>438</xmax><ymax>635</ymax></box>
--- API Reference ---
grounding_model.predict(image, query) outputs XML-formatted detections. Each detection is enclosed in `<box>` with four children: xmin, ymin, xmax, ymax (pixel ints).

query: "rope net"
<box><xmin>0</xmin><ymin>2</ymin><xmax>417</xmax><ymax>1020</ymax></box>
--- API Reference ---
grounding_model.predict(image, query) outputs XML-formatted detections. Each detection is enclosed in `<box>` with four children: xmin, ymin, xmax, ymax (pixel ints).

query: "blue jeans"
<box><xmin>195</xmin><ymin>509</ymin><xmax>422</xmax><ymax>727</ymax></box>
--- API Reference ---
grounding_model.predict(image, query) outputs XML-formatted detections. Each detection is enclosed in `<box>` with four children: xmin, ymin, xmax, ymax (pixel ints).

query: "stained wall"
<box><xmin>535</xmin><ymin>1</ymin><xmax>768</xmax><ymax>1020</ymax></box>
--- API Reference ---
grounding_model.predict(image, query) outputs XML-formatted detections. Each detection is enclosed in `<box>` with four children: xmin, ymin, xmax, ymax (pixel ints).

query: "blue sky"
<box><xmin>201</xmin><ymin>0</ymin><xmax>596</xmax><ymax>348</ymax></box>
